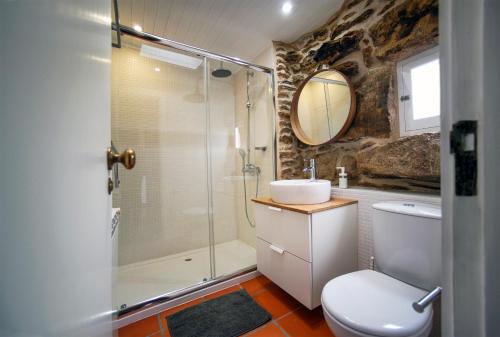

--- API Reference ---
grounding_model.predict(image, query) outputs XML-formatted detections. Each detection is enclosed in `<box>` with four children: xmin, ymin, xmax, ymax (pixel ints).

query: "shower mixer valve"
<box><xmin>242</xmin><ymin>163</ymin><xmax>261</xmax><ymax>176</ymax></box>
<box><xmin>238</xmin><ymin>148</ymin><xmax>260</xmax><ymax>175</ymax></box>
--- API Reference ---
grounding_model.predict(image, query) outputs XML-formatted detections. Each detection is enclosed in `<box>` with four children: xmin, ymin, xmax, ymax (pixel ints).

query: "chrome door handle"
<box><xmin>107</xmin><ymin>147</ymin><xmax>136</xmax><ymax>170</ymax></box>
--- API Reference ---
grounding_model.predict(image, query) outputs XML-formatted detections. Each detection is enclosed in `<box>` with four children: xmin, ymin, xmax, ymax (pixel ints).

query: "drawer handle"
<box><xmin>268</xmin><ymin>206</ymin><xmax>282</xmax><ymax>212</ymax></box>
<box><xmin>269</xmin><ymin>244</ymin><xmax>284</xmax><ymax>254</ymax></box>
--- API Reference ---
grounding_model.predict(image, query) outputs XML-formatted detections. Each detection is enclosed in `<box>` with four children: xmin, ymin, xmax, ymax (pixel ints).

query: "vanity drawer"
<box><xmin>256</xmin><ymin>238</ymin><xmax>312</xmax><ymax>308</ymax></box>
<box><xmin>254</xmin><ymin>203</ymin><xmax>311</xmax><ymax>262</ymax></box>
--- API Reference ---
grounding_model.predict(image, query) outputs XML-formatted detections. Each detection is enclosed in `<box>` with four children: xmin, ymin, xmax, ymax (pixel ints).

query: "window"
<box><xmin>397</xmin><ymin>47</ymin><xmax>440</xmax><ymax>136</ymax></box>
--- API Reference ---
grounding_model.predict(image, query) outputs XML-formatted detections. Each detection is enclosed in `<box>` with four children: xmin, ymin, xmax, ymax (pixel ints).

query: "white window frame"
<box><xmin>397</xmin><ymin>46</ymin><xmax>440</xmax><ymax>137</ymax></box>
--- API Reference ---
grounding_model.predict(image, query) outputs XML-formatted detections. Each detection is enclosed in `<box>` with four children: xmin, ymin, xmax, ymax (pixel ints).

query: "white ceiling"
<box><xmin>116</xmin><ymin>0</ymin><xmax>344</xmax><ymax>62</ymax></box>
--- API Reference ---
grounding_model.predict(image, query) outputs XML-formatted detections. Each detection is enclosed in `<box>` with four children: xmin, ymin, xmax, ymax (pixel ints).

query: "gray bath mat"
<box><xmin>166</xmin><ymin>289</ymin><xmax>271</xmax><ymax>337</ymax></box>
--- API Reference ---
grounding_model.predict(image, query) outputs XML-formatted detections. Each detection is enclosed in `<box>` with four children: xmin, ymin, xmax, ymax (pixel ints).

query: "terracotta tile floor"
<box><xmin>117</xmin><ymin>275</ymin><xmax>334</xmax><ymax>337</ymax></box>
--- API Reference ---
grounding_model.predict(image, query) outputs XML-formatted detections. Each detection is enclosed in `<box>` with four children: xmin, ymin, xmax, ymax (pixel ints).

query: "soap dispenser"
<box><xmin>336</xmin><ymin>167</ymin><xmax>348</xmax><ymax>189</ymax></box>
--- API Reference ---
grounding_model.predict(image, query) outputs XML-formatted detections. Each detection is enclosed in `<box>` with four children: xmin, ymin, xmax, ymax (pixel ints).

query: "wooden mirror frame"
<box><xmin>290</xmin><ymin>69</ymin><xmax>357</xmax><ymax>146</ymax></box>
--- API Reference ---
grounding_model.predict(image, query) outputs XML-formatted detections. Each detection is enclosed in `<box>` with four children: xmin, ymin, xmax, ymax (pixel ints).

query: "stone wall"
<box><xmin>274</xmin><ymin>0</ymin><xmax>440</xmax><ymax>192</ymax></box>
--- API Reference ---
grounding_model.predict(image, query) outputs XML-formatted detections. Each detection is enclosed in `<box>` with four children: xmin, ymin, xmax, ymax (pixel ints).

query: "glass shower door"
<box><xmin>111</xmin><ymin>36</ymin><xmax>213</xmax><ymax>311</ymax></box>
<box><xmin>207</xmin><ymin>60</ymin><xmax>275</xmax><ymax>278</ymax></box>
<box><xmin>110</xmin><ymin>34</ymin><xmax>275</xmax><ymax>313</ymax></box>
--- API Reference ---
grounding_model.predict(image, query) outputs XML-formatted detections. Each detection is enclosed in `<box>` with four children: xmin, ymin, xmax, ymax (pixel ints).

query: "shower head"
<box><xmin>212</xmin><ymin>61</ymin><xmax>232</xmax><ymax>78</ymax></box>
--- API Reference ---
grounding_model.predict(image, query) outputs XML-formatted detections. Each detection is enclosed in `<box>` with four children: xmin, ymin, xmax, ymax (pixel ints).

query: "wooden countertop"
<box><xmin>251</xmin><ymin>197</ymin><xmax>357</xmax><ymax>214</ymax></box>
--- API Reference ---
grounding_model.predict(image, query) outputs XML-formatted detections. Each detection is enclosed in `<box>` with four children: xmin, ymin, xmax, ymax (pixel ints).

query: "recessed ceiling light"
<box><xmin>133</xmin><ymin>24</ymin><xmax>143</xmax><ymax>32</ymax></box>
<box><xmin>154</xmin><ymin>67</ymin><xmax>161</xmax><ymax>72</ymax></box>
<box><xmin>282</xmin><ymin>2</ymin><xmax>293</xmax><ymax>15</ymax></box>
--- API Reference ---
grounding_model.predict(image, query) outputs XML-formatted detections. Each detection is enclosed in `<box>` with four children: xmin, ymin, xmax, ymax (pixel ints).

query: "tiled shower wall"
<box><xmin>331</xmin><ymin>187</ymin><xmax>441</xmax><ymax>269</ymax></box>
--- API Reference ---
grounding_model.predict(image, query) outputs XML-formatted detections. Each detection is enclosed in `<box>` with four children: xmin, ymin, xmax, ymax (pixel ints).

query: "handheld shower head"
<box><xmin>238</xmin><ymin>149</ymin><xmax>247</xmax><ymax>160</ymax></box>
<box><xmin>238</xmin><ymin>148</ymin><xmax>247</xmax><ymax>168</ymax></box>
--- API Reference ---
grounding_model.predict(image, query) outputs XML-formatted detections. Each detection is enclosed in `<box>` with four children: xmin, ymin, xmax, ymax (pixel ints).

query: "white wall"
<box><xmin>482</xmin><ymin>2</ymin><xmax>500</xmax><ymax>335</ymax></box>
<box><xmin>332</xmin><ymin>187</ymin><xmax>440</xmax><ymax>269</ymax></box>
<box><xmin>252</xmin><ymin>45</ymin><xmax>276</xmax><ymax>69</ymax></box>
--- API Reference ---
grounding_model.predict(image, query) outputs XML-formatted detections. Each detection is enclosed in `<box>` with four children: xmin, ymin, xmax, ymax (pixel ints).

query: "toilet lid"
<box><xmin>322</xmin><ymin>270</ymin><xmax>433</xmax><ymax>337</ymax></box>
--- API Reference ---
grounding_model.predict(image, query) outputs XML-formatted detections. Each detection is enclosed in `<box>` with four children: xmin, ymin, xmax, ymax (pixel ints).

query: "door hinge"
<box><xmin>450</xmin><ymin>120</ymin><xmax>477</xmax><ymax>196</ymax></box>
<box><xmin>400</xmin><ymin>95</ymin><xmax>411</xmax><ymax>102</ymax></box>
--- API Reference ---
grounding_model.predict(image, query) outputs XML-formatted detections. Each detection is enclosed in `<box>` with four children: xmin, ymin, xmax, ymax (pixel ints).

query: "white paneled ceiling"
<box><xmin>117</xmin><ymin>0</ymin><xmax>344</xmax><ymax>62</ymax></box>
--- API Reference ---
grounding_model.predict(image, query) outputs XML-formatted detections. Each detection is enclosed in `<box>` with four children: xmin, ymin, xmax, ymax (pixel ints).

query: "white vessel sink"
<box><xmin>270</xmin><ymin>179</ymin><xmax>331</xmax><ymax>205</ymax></box>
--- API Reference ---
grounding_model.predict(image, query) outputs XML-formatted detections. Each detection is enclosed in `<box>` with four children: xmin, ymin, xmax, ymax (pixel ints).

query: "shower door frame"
<box><xmin>112</xmin><ymin>24</ymin><xmax>277</xmax><ymax>316</ymax></box>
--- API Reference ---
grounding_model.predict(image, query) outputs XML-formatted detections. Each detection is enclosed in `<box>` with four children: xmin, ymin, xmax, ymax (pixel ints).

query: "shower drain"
<box><xmin>184</xmin><ymin>258</ymin><xmax>192</xmax><ymax>262</ymax></box>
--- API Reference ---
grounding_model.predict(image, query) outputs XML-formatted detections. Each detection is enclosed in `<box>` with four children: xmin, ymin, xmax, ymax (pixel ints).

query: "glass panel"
<box><xmin>111</xmin><ymin>36</ymin><xmax>211</xmax><ymax>311</ymax></box>
<box><xmin>410</xmin><ymin>58</ymin><xmax>440</xmax><ymax>120</ymax></box>
<box><xmin>207</xmin><ymin>60</ymin><xmax>275</xmax><ymax>278</ymax></box>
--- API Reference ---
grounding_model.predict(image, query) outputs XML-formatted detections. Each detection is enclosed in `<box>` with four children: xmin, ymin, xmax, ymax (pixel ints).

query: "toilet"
<box><xmin>321</xmin><ymin>201</ymin><xmax>441</xmax><ymax>337</ymax></box>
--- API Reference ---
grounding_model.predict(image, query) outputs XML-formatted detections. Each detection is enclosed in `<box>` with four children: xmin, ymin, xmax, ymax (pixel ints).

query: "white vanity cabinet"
<box><xmin>252</xmin><ymin>197</ymin><xmax>358</xmax><ymax>309</ymax></box>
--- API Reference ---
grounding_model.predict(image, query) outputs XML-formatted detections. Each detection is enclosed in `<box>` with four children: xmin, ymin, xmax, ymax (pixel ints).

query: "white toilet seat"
<box><xmin>321</xmin><ymin>270</ymin><xmax>433</xmax><ymax>337</ymax></box>
<box><xmin>323</xmin><ymin>306</ymin><xmax>432</xmax><ymax>337</ymax></box>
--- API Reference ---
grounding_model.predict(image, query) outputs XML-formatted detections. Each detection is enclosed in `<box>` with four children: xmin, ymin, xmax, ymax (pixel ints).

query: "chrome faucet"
<box><xmin>303</xmin><ymin>158</ymin><xmax>316</xmax><ymax>181</ymax></box>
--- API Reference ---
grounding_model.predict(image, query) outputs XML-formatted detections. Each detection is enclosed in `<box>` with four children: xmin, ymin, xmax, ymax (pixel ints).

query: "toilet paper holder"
<box><xmin>412</xmin><ymin>286</ymin><xmax>442</xmax><ymax>313</ymax></box>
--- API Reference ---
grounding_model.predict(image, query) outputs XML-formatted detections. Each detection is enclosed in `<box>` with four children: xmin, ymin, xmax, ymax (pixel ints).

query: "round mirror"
<box><xmin>291</xmin><ymin>70</ymin><xmax>356</xmax><ymax>145</ymax></box>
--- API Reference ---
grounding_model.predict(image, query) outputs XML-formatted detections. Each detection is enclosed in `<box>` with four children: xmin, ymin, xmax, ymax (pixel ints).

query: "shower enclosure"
<box><xmin>110</xmin><ymin>26</ymin><xmax>276</xmax><ymax>314</ymax></box>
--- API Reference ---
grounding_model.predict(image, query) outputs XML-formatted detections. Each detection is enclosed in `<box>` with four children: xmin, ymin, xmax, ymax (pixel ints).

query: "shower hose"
<box><xmin>243</xmin><ymin>169</ymin><xmax>259</xmax><ymax>228</ymax></box>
